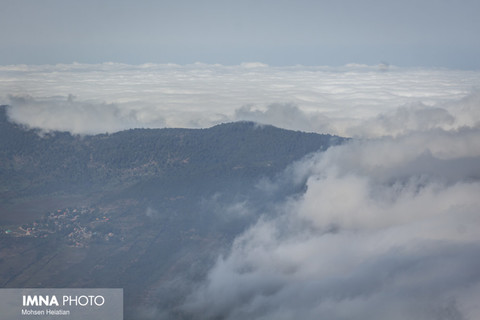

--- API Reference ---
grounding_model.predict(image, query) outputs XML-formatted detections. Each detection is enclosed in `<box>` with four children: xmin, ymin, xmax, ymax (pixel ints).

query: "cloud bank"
<box><xmin>2</xmin><ymin>63</ymin><xmax>480</xmax><ymax>136</ymax></box>
<box><xmin>183</xmin><ymin>126</ymin><xmax>480</xmax><ymax>319</ymax></box>
<box><xmin>6</xmin><ymin>95</ymin><xmax>159</xmax><ymax>135</ymax></box>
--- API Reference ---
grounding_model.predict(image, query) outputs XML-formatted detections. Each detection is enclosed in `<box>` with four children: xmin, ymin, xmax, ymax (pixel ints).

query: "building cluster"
<box><xmin>3</xmin><ymin>207</ymin><xmax>118</xmax><ymax>247</ymax></box>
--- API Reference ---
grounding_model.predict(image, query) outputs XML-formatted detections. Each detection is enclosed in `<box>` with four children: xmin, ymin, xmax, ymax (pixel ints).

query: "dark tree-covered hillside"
<box><xmin>0</xmin><ymin>105</ymin><xmax>347</xmax><ymax>319</ymax></box>
<box><xmin>0</xmin><ymin>105</ymin><xmax>343</xmax><ymax>201</ymax></box>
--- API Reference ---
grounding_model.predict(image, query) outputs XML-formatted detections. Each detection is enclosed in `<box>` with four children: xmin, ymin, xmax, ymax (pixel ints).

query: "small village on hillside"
<box><xmin>1</xmin><ymin>207</ymin><xmax>120</xmax><ymax>248</ymax></box>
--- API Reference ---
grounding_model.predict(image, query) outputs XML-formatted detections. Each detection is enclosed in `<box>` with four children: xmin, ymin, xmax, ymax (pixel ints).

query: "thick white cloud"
<box><xmin>183</xmin><ymin>127</ymin><xmax>480</xmax><ymax>319</ymax></box>
<box><xmin>6</xmin><ymin>95</ymin><xmax>158</xmax><ymax>135</ymax></box>
<box><xmin>1</xmin><ymin>63</ymin><xmax>480</xmax><ymax>136</ymax></box>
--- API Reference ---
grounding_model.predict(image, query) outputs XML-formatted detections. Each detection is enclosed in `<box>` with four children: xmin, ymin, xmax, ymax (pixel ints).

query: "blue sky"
<box><xmin>1</xmin><ymin>0</ymin><xmax>479</xmax><ymax>68</ymax></box>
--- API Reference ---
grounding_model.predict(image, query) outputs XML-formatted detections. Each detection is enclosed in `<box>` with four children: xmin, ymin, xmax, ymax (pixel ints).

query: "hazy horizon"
<box><xmin>2</xmin><ymin>0</ymin><xmax>480</xmax><ymax>69</ymax></box>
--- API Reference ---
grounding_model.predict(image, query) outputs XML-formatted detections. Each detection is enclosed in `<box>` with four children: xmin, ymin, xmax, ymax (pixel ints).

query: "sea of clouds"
<box><xmin>1</xmin><ymin>62</ymin><xmax>479</xmax><ymax>136</ymax></box>
<box><xmin>2</xmin><ymin>63</ymin><xmax>480</xmax><ymax>319</ymax></box>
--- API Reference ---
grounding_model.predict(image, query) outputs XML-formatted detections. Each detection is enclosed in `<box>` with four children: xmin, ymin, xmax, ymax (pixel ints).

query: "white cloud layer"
<box><xmin>183</xmin><ymin>127</ymin><xmax>480</xmax><ymax>319</ymax></box>
<box><xmin>2</xmin><ymin>63</ymin><xmax>480</xmax><ymax>319</ymax></box>
<box><xmin>1</xmin><ymin>63</ymin><xmax>480</xmax><ymax>136</ymax></box>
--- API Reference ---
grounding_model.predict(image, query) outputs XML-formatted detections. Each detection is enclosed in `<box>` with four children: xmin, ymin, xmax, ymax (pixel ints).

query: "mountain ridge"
<box><xmin>0</xmin><ymin>105</ymin><xmax>347</xmax><ymax>319</ymax></box>
<box><xmin>1</xmin><ymin>105</ymin><xmax>344</xmax><ymax>201</ymax></box>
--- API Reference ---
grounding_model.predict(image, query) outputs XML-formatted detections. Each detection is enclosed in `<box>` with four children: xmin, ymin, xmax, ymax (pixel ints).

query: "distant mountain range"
<box><xmin>0</xmin><ymin>105</ymin><xmax>346</xmax><ymax>319</ymax></box>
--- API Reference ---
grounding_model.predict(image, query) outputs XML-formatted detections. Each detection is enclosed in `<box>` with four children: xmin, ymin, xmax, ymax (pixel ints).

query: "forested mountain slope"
<box><xmin>0</xmin><ymin>105</ymin><xmax>346</xmax><ymax>319</ymax></box>
<box><xmin>1</xmin><ymin>105</ymin><xmax>342</xmax><ymax>199</ymax></box>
